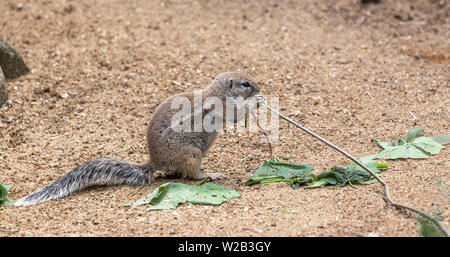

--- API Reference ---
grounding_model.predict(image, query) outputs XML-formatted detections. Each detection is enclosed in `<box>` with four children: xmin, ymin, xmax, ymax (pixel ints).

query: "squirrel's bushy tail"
<box><xmin>14</xmin><ymin>158</ymin><xmax>155</xmax><ymax>206</ymax></box>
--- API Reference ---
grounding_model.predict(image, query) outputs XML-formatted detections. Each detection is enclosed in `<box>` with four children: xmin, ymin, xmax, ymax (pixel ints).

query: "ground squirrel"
<box><xmin>15</xmin><ymin>72</ymin><xmax>260</xmax><ymax>206</ymax></box>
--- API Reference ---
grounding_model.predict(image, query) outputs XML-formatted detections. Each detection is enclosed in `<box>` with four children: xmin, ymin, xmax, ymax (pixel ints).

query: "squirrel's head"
<box><xmin>207</xmin><ymin>72</ymin><xmax>260</xmax><ymax>100</ymax></box>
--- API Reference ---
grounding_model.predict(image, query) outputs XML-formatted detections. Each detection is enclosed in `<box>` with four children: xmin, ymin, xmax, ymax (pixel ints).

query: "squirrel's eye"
<box><xmin>229</xmin><ymin>80</ymin><xmax>233</xmax><ymax>88</ymax></box>
<box><xmin>242</xmin><ymin>82</ymin><xmax>251</xmax><ymax>88</ymax></box>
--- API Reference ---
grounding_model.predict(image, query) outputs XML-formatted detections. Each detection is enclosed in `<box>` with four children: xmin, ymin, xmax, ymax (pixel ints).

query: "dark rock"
<box><xmin>0</xmin><ymin>67</ymin><xmax>7</xmax><ymax>108</ymax></box>
<box><xmin>0</xmin><ymin>38</ymin><xmax>30</xmax><ymax>80</ymax></box>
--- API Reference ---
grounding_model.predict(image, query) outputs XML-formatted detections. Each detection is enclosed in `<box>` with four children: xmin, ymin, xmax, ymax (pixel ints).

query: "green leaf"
<box><xmin>377</xmin><ymin>126</ymin><xmax>425</xmax><ymax>149</ymax></box>
<box><xmin>306</xmin><ymin>166</ymin><xmax>378</xmax><ymax>188</ymax></box>
<box><xmin>133</xmin><ymin>182</ymin><xmax>241</xmax><ymax>210</ymax></box>
<box><xmin>347</xmin><ymin>161</ymin><xmax>388</xmax><ymax>173</ymax></box>
<box><xmin>376</xmin><ymin>141</ymin><xmax>392</xmax><ymax>150</ymax></box>
<box><xmin>375</xmin><ymin>126</ymin><xmax>444</xmax><ymax>159</ymax></box>
<box><xmin>247</xmin><ymin>160</ymin><xmax>382</xmax><ymax>189</ymax></box>
<box><xmin>0</xmin><ymin>184</ymin><xmax>14</xmax><ymax>206</ymax></box>
<box><xmin>306</xmin><ymin>161</ymin><xmax>385</xmax><ymax>189</ymax></box>
<box><xmin>247</xmin><ymin>160</ymin><xmax>314</xmax><ymax>186</ymax></box>
<box><xmin>431</xmin><ymin>134</ymin><xmax>450</xmax><ymax>145</ymax></box>
<box><xmin>306</xmin><ymin>176</ymin><xmax>337</xmax><ymax>188</ymax></box>
<box><xmin>394</xmin><ymin>126</ymin><xmax>425</xmax><ymax>145</ymax></box>
<box><xmin>416</xmin><ymin>215</ymin><xmax>448</xmax><ymax>237</ymax></box>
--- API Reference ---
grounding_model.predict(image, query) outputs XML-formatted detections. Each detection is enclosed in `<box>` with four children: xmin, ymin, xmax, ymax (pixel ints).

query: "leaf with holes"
<box><xmin>133</xmin><ymin>182</ymin><xmax>241</xmax><ymax>211</ymax></box>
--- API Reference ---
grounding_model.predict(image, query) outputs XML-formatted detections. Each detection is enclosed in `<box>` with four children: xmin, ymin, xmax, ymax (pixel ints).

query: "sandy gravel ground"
<box><xmin>0</xmin><ymin>0</ymin><xmax>449</xmax><ymax>236</ymax></box>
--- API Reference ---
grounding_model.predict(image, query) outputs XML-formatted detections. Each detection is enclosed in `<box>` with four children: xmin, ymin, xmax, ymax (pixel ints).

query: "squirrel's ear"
<box><xmin>229</xmin><ymin>80</ymin><xmax>233</xmax><ymax>89</ymax></box>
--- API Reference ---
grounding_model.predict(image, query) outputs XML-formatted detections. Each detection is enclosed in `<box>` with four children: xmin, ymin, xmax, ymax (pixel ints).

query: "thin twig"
<box><xmin>258</xmin><ymin>96</ymin><xmax>449</xmax><ymax>236</ymax></box>
<box><xmin>408</xmin><ymin>110</ymin><xmax>417</xmax><ymax>125</ymax></box>
<box><xmin>250</xmin><ymin>111</ymin><xmax>273</xmax><ymax>160</ymax></box>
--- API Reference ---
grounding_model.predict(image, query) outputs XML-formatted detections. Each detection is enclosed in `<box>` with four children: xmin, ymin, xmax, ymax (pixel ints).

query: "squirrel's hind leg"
<box><xmin>174</xmin><ymin>146</ymin><xmax>227</xmax><ymax>180</ymax></box>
